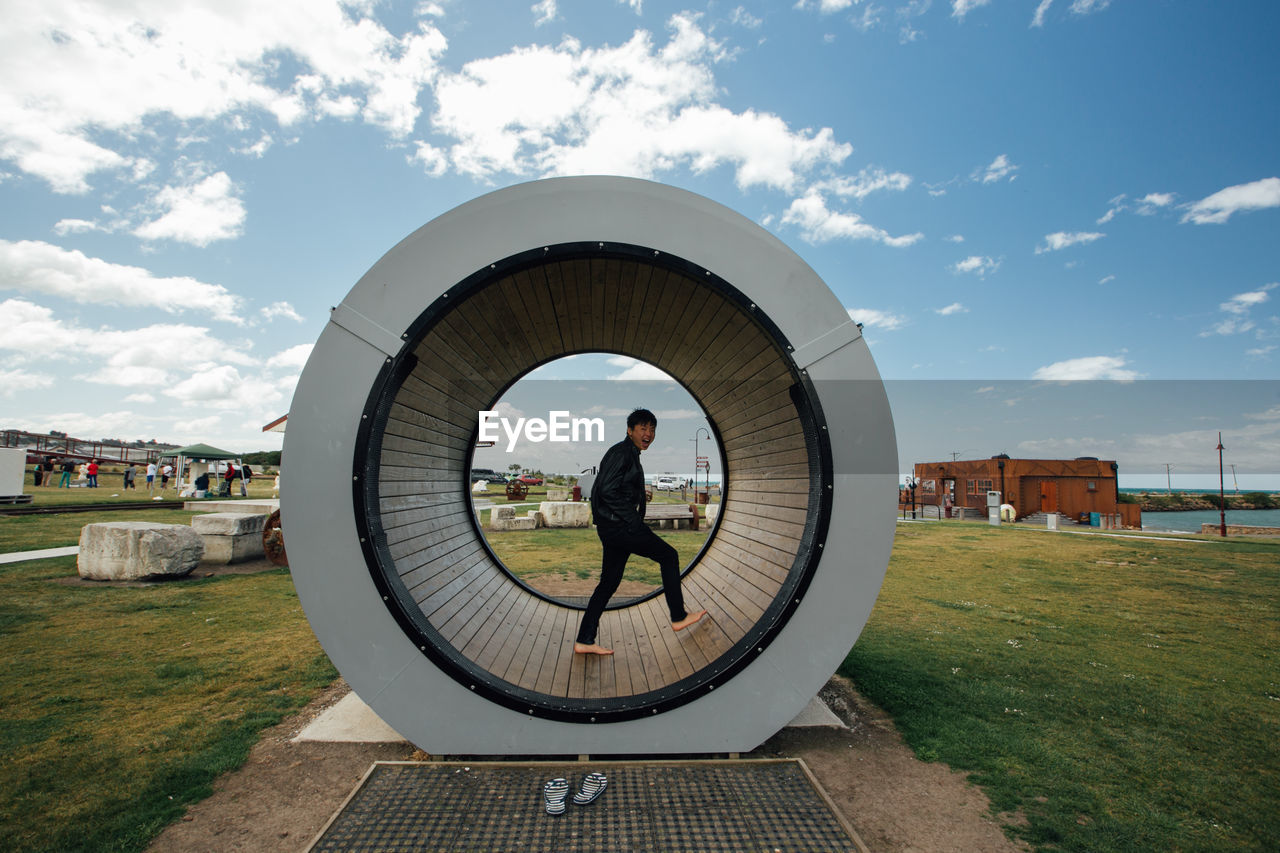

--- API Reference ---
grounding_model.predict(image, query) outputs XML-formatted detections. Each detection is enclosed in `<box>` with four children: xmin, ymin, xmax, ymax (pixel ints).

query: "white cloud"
<box><xmin>1032</xmin><ymin>355</ymin><xmax>1138</xmax><ymax>381</ymax></box>
<box><xmin>848</xmin><ymin>307</ymin><xmax>907</xmax><ymax>331</ymax></box>
<box><xmin>0</xmin><ymin>240</ymin><xmax>243</xmax><ymax>322</ymax></box>
<box><xmin>782</xmin><ymin>189</ymin><xmax>923</xmax><ymax>246</ymax></box>
<box><xmin>1182</xmin><ymin>177</ymin><xmax>1280</xmax><ymax>225</ymax></box>
<box><xmin>1031</xmin><ymin>0</ymin><xmax>1054</xmax><ymax>27</ymax></box>
<box><xmin>428</xmin><ymin>14</ymin><xmax>851</xmax><ymax>191</ymax></box>
<box><xmin>1247</xmin><ymin>345</ymin><xmax>1276</xmax><ymax>359</ymax></box>
<box><xmin>0</xmin><ymin>1</ymin><xmax>448</xmax><ymax>192</ymax></box>
<box><xmin>945</xmin><ymin>234</ymin><xmax>965</xmax><ymax>243</ymax></box>
<box><xmin>52</xmin><ymin>219</ymin><xmax>100</xmax><ymax>236</ymax></box>
<box><xmin>1221</xmin><ymin>285</ymin><xmax>1275</xmax><ymax>315</ymax></box>
<box><xmin>1098</xmin><ymin>274</ymin><xmax>1116</xmax><ymax>285</ymax></box>
<box><xmin>605</xmin><ymin>355</ymin><xmax>675</xmax><ymax>380</ymax></box>
<box><xmin>795</xmin><ymin>0</ymin><xmax>856</xmax><ymax>13</ymax></box>
<box><xmin>133</xmin><ymin>172</ymin><xmax>246</xmax><ymax>246</ymax></box>
<box><xmin>1036</xmin><ymin>231</ymin><xmax>1105</xmax><ymax>253</ymax></box>
<box><xmin>952</xmin><ymin>0</ymin><xmax>991</xmax><ymax>20</ymax></box>
<box><xmin>1201</xmin><ymin>283</ymin><xmax>1277</xmax><ymax>337</ymax></box>
<box><xmin>977</xmin><ymin>154</ymin><xmax>1018</xmax><ymax>184</ymax></box>
<box><xmin>0</xmin><ymin>368</ymin><xmax>54</xmax><ymax>396</ymax></box>
<box><xmin>1070</xmin><ymin>0</ymin><xmax>1111</xmax><ymax>14</ymax></box>
<box><xmin>1137</xmin><ymin>192</ymin><xmax>1175</xmax><ymax>212</ymax></box>
<box><xmin>730</xmin><ymin>7</ymin><xmax>763</xmax><ymax>28</ymax></box>
<box><xmin>936</xmin><ymin>302</ymin><xmax>968</xmax><ymax>316</ymax></box>
<box><xmin>816</xmin><ymin>167</ymin><xmax>913</xmax><ymax>200</ymax></box>
<box><xmin>260</xmin><ymin>301</ymin><xmax>304</xmax><ymax>323</ymax></box>
<box><xmin>532</xmin><ymin>0</ymin><xmax>558</xmax><ymax>26</ymax></box>
<box><xmin>125</xmin><ymin>392</ymin><xmax>157</xmax><ymax>403</ymax></box>
<box><xmin>619</xmin><ymin>0</ymin><xmax>643</xmax><ymax>13</ymax></box>
<box><xmin>950</xmin><ymin>255</ymin><xmax>1000</xmax><ymax>277</ymax></box>
<box><xmin>266</xmin><ymin>343</ymin><xmax>314</xmax><ymax>370</ymax></box>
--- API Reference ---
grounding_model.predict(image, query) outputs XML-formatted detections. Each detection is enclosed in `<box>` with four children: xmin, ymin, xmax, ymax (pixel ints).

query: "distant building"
<box><xmin>912</xmin><ymin>456</ymin><xmax>1128</xmax><ymax>523</ymax></box>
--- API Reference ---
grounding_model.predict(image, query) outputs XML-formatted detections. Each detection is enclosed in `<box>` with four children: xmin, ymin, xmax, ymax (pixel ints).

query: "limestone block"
<box><xmin>546</xmin><ymin>487</ymin><xmax>569</xmax><ymax>501</ymax></box>
<box><xmin>191</xmin><ymin>512</ymin><xmax>268</xmax><ymax>536</ymax></box>
<box><xmin>201</xmin><ymin>532</ymin><xmax>266</xmax><ymax>564</ymax></box>
<box><xmin>538</xmin><ymin>501</ymin><xmax>591</xmax><ymax>528</ymax></box>
<box><xmin>507</xmin><ymin>516</ymin><xmax>538</xmax><ymax>530</ymax></box>
<box><xmin>78</xmin><ymin>522</ymin><xmax>203</xmax><ymax>581</ymax></box>
<box><xmin>705</xmin><ymin>503</ymin><xmax>720</xmax><ymax>525</ymax></box>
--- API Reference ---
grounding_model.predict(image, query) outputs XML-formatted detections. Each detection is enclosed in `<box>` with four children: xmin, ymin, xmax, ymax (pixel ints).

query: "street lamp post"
<box><xmin>1217</xmin><ymin>433</ymin><xmax>1227</xmax><ymax>538</ymax></box>
<box><xmin>693</xmin><ymin>427</ymin><xmax>711</xmax><ymax>499</ymax></box>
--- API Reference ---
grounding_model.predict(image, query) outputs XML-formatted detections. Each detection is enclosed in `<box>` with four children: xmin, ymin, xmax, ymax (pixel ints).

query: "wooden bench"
<box><xmin>644</xmin><ymin>503</ymin><xmax>699</xmax><ymax>531</ymax></box>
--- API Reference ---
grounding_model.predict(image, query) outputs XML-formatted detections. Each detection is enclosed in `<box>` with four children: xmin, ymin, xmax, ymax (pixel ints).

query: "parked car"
<box><xmin>470</xmin><ymin>468</ymin><xmax>498</xmax><ymax>483</ymax></box>
<box><xmin>517</xmin><ymin>474</ymin><xmax>543</xmax><ymax>486</ymax></box>
<box><xmin>654</xmin><ymin>476</ymin><xmax>679</xmax><ymax>490</ymax></box>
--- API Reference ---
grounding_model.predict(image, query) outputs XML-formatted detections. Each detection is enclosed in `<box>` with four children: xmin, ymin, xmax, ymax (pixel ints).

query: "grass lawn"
<box><xmin>0</xmin><ymin>556</ymin><xmax>334</xmax><ymax>853</ymax></box>
<box><xmin>3</xmin><ymin>507</ymin><xmax>1275</xmax><ymax>851</ymax></box>
<box><xmin>842</xmin><ymin>521</ymin><xmax>1279</xmax><ymax>852</ymax></box>
<box><xmin>485</xmin><ymin>526</ymin><xmax>711</xmax><ymax>588</ymax></box>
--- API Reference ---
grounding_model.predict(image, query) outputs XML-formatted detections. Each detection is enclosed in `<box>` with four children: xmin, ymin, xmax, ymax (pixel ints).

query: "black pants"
<box><xmin>576</xmin><ymin>524</ymin><xmax>687</xmax><ymax>645</ymax></box>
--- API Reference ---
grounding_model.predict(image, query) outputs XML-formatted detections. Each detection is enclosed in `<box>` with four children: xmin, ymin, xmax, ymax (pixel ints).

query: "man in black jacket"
<box><xmin>574</xmin><ymin>408</ymin><xmax>706</xmax><ymax>655</ymax></box>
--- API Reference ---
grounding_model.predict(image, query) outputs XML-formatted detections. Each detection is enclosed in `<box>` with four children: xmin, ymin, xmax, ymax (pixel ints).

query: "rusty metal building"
<box><xmin>913</xmin><ymin>456</ymin><xmax>1123</xmax><ymax>522</ymax></box>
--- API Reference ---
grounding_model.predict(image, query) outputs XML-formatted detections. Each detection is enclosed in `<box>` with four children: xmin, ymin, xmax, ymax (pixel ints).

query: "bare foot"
<box><xmin>574</xmin><ymin>642</ymin><xmax>614</xmax><ymax>655</ymax></box>
<box><xmin>671</xmin><ymin>609</ymin><xmax>707</xmax><ymax>632</ymax></box>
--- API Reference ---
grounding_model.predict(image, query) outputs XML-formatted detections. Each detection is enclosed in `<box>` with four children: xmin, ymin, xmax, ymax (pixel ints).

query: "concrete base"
<box><xmin>192</xmin><ymin>512</ymin><xmax>268</xmax><ymax>564</ymax></box>
<box><xmin>490</xmin><ymin>505</ymin><xmax>540</xmax><ymax>531</ymax></box>
<box><xmin>184</xmin><ymin>499</ymin><xmax>280</xmax><ymax>514</ymax></box>
<box><xmin>294</xmin><ymin>691</ymin><xmax>843</xmax><ymax>744</ymax></box>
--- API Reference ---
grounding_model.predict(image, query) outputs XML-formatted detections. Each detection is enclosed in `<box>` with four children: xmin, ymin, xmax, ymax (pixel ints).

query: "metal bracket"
<box><xmin>789</xmin><ymin>321</ymin><xmax>862</xmax><ymax>370</ymax></box>
<box><xmin>330</xmin><ymin>302</ymin><xmax>405</xmax><ymax>358</ymax></box>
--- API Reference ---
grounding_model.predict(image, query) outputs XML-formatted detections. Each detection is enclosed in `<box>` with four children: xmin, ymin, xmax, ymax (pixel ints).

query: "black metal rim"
<box><xmin>352</xmin><ymin>242</ymin><xmax>834</xmax><ymax>723</ymax></box>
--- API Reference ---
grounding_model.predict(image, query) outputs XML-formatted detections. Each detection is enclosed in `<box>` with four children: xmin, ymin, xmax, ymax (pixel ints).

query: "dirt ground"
<box><xmin>146</xmin><ymin>674</ymin><xmax>1028</xmax><ymax>853</ymax></box>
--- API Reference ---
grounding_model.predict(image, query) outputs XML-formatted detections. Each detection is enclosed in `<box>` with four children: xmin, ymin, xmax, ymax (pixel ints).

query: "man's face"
<box><xmin>627</xmin><ymin>420</ymin><xmax>656</xmax><ymax>452</ymax></box>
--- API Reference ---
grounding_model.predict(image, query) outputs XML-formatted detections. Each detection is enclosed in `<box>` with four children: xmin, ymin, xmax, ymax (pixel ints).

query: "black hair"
<box><xmin>627</xmin><ymin>408</ymin><xmax>657</xmax><ymax>429</ymax></box>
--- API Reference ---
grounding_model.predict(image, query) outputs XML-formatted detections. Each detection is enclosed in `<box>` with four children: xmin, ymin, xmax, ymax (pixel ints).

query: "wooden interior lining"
<box><xmin>374</xmin><ymin>256</ymin><xmax>811</xmax><ymax>704</ymax></box>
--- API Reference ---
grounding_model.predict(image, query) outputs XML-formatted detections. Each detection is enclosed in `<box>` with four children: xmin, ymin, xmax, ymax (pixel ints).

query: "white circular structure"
<box><xmin>283</xmin><ymin>177</ymin><xmax>897</xmax><ymax>754</ymax></box>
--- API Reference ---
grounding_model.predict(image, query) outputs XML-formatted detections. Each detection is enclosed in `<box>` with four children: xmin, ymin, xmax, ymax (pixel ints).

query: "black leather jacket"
<box><xmin>590</xmin><ymin>437</ymin><xmax>647</xmax><ymax>530</ymax></box>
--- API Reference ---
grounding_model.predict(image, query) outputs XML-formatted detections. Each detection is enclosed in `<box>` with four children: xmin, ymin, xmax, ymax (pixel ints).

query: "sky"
<box><xmin>1</xmin><ymin>0</ymin><xmax>1277</xmax><ymax>489</ymax></box>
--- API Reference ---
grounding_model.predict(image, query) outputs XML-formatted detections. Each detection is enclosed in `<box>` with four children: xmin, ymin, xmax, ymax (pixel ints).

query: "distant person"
<box><xmin>59</xmin><ymin>458</ymin><xmax>73</xmax><ymax>488</ymax></box>
<box><xmin>194</xmin><ymin>472</ymin><xmax>210</xmax><ymax>497</ymax></box>
<box><xmin>43</xmin><ymin>458</ymin><xmax>55</xmax><ymax>486</ymax></box>
<box><xmin>161</xmin><ymin>463</ymin><xmax>172</xmax><ymax>490</ymax></box>
<box><xmin>123</xmin><ymin>463</ymin><xmax>137</xmax><ymax>490</ymax></box>
<box><xmin>86</xmin><ymin>459</ymin><xmax>99</xmax><ymax>488</ymax></box>
<box><xmin>32</xmin><ymin>463</ymin><xmax>43</xmax><ymax>487</ymax></box>
<box><xmin>240</xmin><ymin>464</ymin><xmax>252</xmax><ymax>497</ymax></box>
<box><xmin>146</xmin><ymin>462</ymin><xmax>157</xmax><ymax>491</ymax></box>
<box><xmin>221</xmin><ymin>462</ymin><xmax>236</xmax><ymax>497</ymax></box>
<box><xmin>574</xmin><ymin>408</ymin><xmax>706</xmax><ymax>656</ymax></box>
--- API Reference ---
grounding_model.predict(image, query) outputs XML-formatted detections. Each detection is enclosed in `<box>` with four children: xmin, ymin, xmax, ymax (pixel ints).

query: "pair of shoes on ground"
<box><xmin>544</xmin><ymin>772</ymin><xmax>607</xmax><ymax>814</ymax></box>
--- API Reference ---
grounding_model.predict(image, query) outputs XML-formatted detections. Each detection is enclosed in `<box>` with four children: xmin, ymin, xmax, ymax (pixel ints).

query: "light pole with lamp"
<box><xmin>693</xmin><ymin>427</ymin><xmax>711</xmax><ymax>502</ymax></box>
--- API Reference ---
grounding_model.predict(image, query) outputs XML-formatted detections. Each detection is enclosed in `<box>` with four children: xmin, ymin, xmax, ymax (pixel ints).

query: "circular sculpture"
<box><xmin>283</xmin><ymin>177</ymin><xmax>897</xmax><ymax>754</ymax></box>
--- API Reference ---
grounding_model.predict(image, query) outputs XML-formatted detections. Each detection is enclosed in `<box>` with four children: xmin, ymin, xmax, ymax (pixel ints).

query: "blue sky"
<box><xmin>1</xmin><ymin>1</ymin><xmax>1277</xmax><ymax>487</ymax></box>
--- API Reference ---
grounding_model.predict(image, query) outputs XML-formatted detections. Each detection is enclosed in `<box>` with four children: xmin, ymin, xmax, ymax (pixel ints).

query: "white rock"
<box><xmin>539</xmin><ymin>501</ymin><xmax>591</xmax><ymax>528</ymax></box>
<box><xmin>191</xmin><ymin>512</ymin><xmax>268</xmax><ymax>536</ymax></box>
<box><xmin>78</xmin><ymin>522</ymin><xmax>203</xmax><ymax>581</ymax></box>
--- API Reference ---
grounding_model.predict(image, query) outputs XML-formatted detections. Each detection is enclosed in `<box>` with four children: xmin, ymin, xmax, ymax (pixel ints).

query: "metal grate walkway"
<box><xmin>308</xmin><ymin>759</ymin><xmax>865</xmax><ymax>852</ymax></box>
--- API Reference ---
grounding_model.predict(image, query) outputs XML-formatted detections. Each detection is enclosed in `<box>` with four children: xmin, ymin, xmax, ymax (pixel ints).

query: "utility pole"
<box><xmin>1165</xmin><ymin>463</ymin><xmax>1173</xmax><ymax>494</ymax></box>
<box><xmin>1230</xmin><ymin>463</ymin><xmax>1239</xmax><ymax>494</ymax></box>
<box><xmin>1217</xmin><ymin>433</ymin><xmax>1227</xmax><ymax>537</ymax></box>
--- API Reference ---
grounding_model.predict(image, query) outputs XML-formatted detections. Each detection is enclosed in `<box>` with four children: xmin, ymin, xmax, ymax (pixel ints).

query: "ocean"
<box><xmin>1140</xmin><ymin>508</ymin><xmax>1280</xmax><ymax>533</ymax></box>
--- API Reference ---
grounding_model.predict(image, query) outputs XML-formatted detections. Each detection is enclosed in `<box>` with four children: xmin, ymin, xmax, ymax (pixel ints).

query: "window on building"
<box><xmin>966</xmin><ymin>479</ymin><xmax>994</xmax><ymax>495</ymax></box>
<box><xmin>1087</xmin><ymin>480</ymin><xmax>1097</xmax><ymax>492</ymax></box>
<box><xmin>920</xmin><ymin>479</ymin><xmax>936</xmax><ymax>494</ymax></box>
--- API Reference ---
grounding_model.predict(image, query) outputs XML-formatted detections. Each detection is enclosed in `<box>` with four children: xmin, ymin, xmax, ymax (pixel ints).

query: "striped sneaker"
<box><xmin>573</xmin><ymin>771</ymin><xmax>607</xmax><ymax>806</ymax></box>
